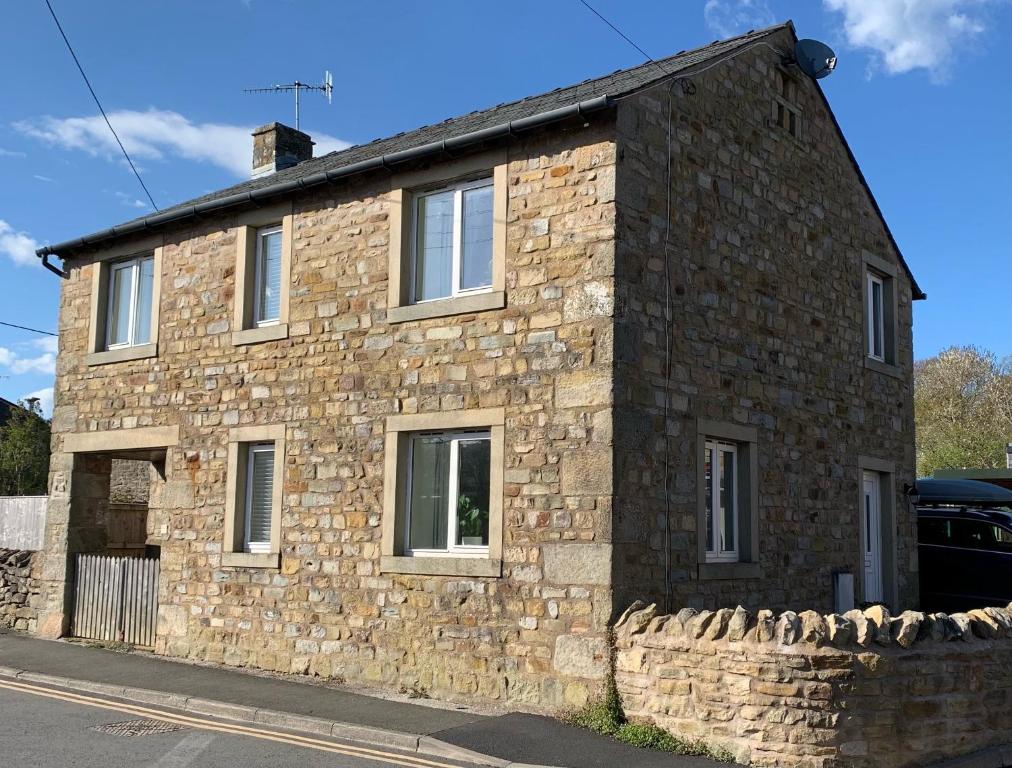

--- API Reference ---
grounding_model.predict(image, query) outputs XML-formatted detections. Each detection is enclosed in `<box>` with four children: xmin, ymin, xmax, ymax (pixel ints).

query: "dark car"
<box><xmin>917</xmin><ymin>478</ymin><xmax>1012</xmax><ymax>614</ymax></box>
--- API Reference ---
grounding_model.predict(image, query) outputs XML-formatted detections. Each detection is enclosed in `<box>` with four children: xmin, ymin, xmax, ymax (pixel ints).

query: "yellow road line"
<box><xmin>0</xmin><ymin>677</ymin><xmax>465</xmax><ymax>768</ymax></box>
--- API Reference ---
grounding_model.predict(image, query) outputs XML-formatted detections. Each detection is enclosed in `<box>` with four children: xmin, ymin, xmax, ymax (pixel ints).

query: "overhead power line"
<box><xmin>0</xmin><ymin>321</ymin><xmax>59</xmax><ymax>337</ymax></box>
<box><xmin>576</xmin><ymin>0</ymin><xmax>671</xmax><ymax>78</ymax></box>
<box><xmin>42</xmin><ymin>0</ymin><xmax>158</xmax><ymax>210</ymax></box>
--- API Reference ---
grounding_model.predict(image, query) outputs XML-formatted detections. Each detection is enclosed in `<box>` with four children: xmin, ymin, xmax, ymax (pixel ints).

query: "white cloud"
<box><xmin>0</xmin><ymin>346</ymin><xmax>55</xmax><ymax>375</ymax></box>
<box><xmin>15</xmin><ymin>108</ymin><xmax>352</xmax><ymax>178</ymax></box>
<box><xmin>0</xmin><ymin>148</ymin><xmax>26</xmax><ymax>158</ymax></box>
<box><xmin>33</xmin><ymin>174</ymin><xmax>55</xmax><ymax>183</ymax></box>
<box><xmin>114</xmin><ymin>191</ymin><xmax>149</xmax><ymax>210</ymax></box>
<box><xmin>0</xmin><ymin>220</ymin><xmax>40</xmax><ymax>267</ymax></box>
<box><xmin>21</xmin><ymin>387</ymin><xmax>53</xmax><ymax>418</ymax></box>
<box><xmin>824</xmin><ymin>0</ymin><xmax>999</xmax><ymax>80</ymax></box>
<box><xmin>704</xmin><ymin>0</ymin><xmax>775</xmax><ymax>38</ymax></box>
<box><xmin>31</xmin><ymin>336</ymin><xmax>59</xmax><ymax>355</ymax></box>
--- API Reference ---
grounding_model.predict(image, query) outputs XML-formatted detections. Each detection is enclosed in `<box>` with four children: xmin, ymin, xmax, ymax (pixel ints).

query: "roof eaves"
<box><xmin>36</xmin><ymin>95</ymin><xmax>615</xmax><ymax>261</ymax></box>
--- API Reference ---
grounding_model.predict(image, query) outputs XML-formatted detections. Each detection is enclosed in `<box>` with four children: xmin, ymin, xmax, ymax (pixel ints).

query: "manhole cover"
<box><xmin>91</xmin><ymin>719</ymin><xmax>185</xmax><ymax>737</ymax></box>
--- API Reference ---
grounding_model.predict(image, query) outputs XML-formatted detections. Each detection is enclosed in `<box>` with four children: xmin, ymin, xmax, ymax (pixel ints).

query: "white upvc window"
<box><xmin>405</xmin><ymin>430</ymin><xmax>491</xmax><ymax>557</ymax></box>
<box><xmin>411</xmin><ymin>177</ymin><xmax>494</xmax><ymax>304</ymax></box>
<box><xmin>866</xmin><ymin>271</ymin><xmax>885</xmax><ymax>362</ymax></box>
<box><xmin>244</xmin><ymin>443</ymin><xmax>276</xmax><ymax>553</ymax></box>
<box><xmin>105</xmin><ymin>255</ymin><xmax>154</xmax><ymax>349</ymax></box>
<box><xmin>253</xmin><ymin>225</ymin><xmax>283</xmax><ymax>327</ymax></box>
<box><xmin>704</xmin><ymin>440</ymin><xmax>738</xmax><ymax>563</ymax></box>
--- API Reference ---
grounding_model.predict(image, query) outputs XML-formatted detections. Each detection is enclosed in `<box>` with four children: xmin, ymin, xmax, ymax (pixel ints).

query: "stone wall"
<box><xmin>0</xmin><ymin>549</ymin><xmax>40</xmax><ymax>632</ymax></box>
<box><xmin>43</xmin><ymin>123</ymin><xmax>618</xmax><ymax>709</ymax></box>
<box><xmin>109</xmin><ymin>459</ymin><xmax>150</xmax><ymax>505</ymax></box>
<box><xmin>611</xmin><ymin>27</ymin><xmax>918</xmax><ymax>614</ymax></box>
<box><xmin>615</xmin><ymin>602</ymin><xmax>1012</xmax><ymax>767</ymax></box>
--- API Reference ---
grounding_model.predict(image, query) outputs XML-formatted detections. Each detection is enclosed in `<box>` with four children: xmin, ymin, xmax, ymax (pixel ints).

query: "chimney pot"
<box><xmin>252</xmin><ymin>122</ymin><xmax>313</xmax><ymax>178</ymax></box>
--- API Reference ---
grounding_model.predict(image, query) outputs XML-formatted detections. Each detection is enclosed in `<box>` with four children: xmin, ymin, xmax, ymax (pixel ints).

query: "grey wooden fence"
<box><xmin>0</xmin><ymin>496</ymin><xmax>47</xmax><ymax>550</ymax></box>
<box><xmin>72</xmin><ymin>554</ymin><xmax>159</xmax><ymax>646</ymax></box>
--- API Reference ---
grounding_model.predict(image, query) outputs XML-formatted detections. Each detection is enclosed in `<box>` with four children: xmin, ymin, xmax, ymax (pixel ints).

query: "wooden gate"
<box><xmin>72</xmin><ymin>554</ymin><xmax>159</xmax><ymax>646</ymax></box>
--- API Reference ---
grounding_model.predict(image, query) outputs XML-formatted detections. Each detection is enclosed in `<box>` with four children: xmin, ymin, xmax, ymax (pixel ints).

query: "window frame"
<box><xmin>861</xmin><ymin>251</ymin><xmax>901</xmax><ymax>375</ymax></box>
<box><xmin>409</xmin><ymin>176</ymin><xmax>495</xmax><ymax>306</ymax></box>
<box><xmin>252</xmin><ymin>224</ymin><xmax>283</xmax><ymax>328</ymax></box>
<box><xmin>404</xmin><ymin>429</ymin><xmax>492</xmax><ymax>558</ymax></box>
<box><xmin>222</xmin><ymin>424</ymin><xmax>286</xmax><ymax>569</ymax></box>
<box><xmin>104</xmin><ymin>254</ymin><xmax>155</xmax><ymax>350</ymax></box>
<box><xmin>703</xmin><ymin>439</ymin><xmax>739</xmax><ymax>564</ymax></box>
<box><xmin>86</xmin><ymin>239</ymin><xmax>162</xmax><ymax>367</ymax></box>
<box><xmin>866</xmin><ymin>271</ymin><xmax>886</xmax><ymax>362</ymax></box>
<box><xmin>381</xmin><ymin>408</ymin><xmax>505</xmax><ymax>577</ymax></box>
<box><xmin>233</xmin><ymin>203</ymin><xmax>293</xmax><ymax>346</ymax></box>
<box><xmin>387</xmin><ymin>150</ymin><xmax>508</xmax><ymax>324</ymax></box>
<box><xmin>696</xmin><ymin>419</ymin><xmax>760</xmax><ymax>580</ymax></box>
<box><xmin>243</xmin><ymin>442</ymin><xmax>276</xmax><ymax>554</ymax></box>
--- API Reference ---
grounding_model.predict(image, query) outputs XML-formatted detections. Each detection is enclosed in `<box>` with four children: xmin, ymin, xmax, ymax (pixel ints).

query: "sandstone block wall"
<box><xmin>46</xmin><ymin>125</ymin><xmax>618</xmax><ymax>709</ymax></box>
<box><xmin>611</xmin><ymin>27</ymin><xmax>917</xmax><ymax>613</ymax></box>
<box><xmin>615</xmin><ymin>602</ymin><xmax>1012</xmax><ymax>768</ymax></box>
<box><xmin>109</xmin><ymin>459</ymin><xmax>150</xmax><ymax>505</ymax></box>
<box><xmin>0</xmin><ymin>549</ymin><xmax>40</xmax><ymax>632</ymax></box>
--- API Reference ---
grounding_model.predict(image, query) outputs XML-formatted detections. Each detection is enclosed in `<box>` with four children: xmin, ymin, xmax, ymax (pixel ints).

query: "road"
<box><xmin>0</xmin><ymin>677</ymin><xmax>478</xmax><ymax>768</ymax></box>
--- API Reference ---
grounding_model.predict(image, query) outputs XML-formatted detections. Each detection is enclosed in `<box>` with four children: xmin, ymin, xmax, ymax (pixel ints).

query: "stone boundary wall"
<box><xmin>0</xmin><ymin>549</ymin><xmax>40</xmax><ymax>632</ymax></box>
<box><xmin>614</xmin><ymin>602</ymin><xmax>1012</xmax><ymax>768</ymax></box>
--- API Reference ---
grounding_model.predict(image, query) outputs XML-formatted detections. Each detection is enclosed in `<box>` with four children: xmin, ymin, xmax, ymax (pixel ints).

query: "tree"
<box><xmin>0</xmin><ymin>399</ymin><xmax>51</xmax><ymax>496</ymax></box>
<box><xmin>914</xmin><ymin>346</ymin><xmax>1012</xmax><ymax>477</ymax></box>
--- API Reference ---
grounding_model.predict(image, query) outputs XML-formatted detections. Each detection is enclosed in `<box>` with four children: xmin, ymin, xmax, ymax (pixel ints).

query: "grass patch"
<box><xmin>562</xmin><ymin>626</ymin><xmax>737</xmax><ymax>763</ymax></box>
<box><xmin>564</xmin><ymin>701</ymin><xmax>736</xmax><ymax>763</ymax></box>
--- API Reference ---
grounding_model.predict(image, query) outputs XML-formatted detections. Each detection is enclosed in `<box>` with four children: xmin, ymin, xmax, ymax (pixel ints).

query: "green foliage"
<box><xmin>564</xmin><ymin>700</ymin><xmax>736</xmax><ymax>762</ymax></box>
<box><xmin>564</xmin><ymin>697</ymin><xmax>623</xmax><ymax>736</ymax></box>
<box><xmin>563</xmin><ymin>629</ymin><xmax>736</xmax><ymax>763</ymax></box>
<box><xmin>456</xmin><ymin>494</ymin><xmax>486</xmax><ymax>540</ymax></box>
<box><xmin>0</xmin><ymin>399</ymin><xmax>50</xmax><ymax>496</ymax></box>
<box><xmin>914</xmin><ymin>346</ymin><xmax>1012</xmax><ymax>477</ymax></box>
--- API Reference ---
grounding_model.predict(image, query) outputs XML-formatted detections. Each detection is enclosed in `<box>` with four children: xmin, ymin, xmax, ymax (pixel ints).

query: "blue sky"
<box><xmin>2</xmin><ymin>0</ymin><xmax>1010</xmax><ymax>416</ymax></box>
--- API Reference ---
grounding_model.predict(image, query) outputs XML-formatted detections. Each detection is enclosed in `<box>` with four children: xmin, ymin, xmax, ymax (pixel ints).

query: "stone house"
<box><xmin>33</xmin><ymin>22</ymin><xmax>923</xmax><ymax>708</ymax></box>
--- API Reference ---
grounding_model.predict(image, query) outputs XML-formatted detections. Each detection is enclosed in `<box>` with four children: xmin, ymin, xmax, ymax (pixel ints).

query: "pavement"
<box><xmin>1</xmin><ymin>682</ymin><xmax>468</xmax><ymax>768</ymax></box>
<box><xmin>0</xmin><ymin>629</ymin><xmax>722</xmax><ymax>768</ymax></box>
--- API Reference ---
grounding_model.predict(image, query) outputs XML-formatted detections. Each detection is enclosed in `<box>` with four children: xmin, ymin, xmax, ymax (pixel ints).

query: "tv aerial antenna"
<box><xmin>244</xmin><ymin>71</ymin><xmax>333</xmax><ymax>130</ymax></box>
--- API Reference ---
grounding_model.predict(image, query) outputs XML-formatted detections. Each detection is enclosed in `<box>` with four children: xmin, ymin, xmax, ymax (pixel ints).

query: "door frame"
<box><xmin>862</xmin><ymin>471</ymin><xmax>884</xmax><ymax>603</ymax></box>
<box><xmin>858</xmin><ymin>456</ymin><xmax>898</xmax><ymax>607</ymax></box>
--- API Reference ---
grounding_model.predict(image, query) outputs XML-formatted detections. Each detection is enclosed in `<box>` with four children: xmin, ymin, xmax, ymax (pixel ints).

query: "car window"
<box><xmin>918</xmin><ymin>517</ymin><xmax>953</xmax><ymax>546</ymax></box>
<box><xmin>949</xmin><ymin>519</ymin><xmax>1012</xmax><ymax>552</ymax></box>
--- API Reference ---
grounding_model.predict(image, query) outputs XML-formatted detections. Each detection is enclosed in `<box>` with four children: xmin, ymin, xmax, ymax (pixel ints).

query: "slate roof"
<box><xmin>37</xmin><ymin>20</ymin><xmax>922</xmax><ymax>298</ymax></box>
<box><xmin>41</xmin><ymin>23</ymin><xmax>790</xmax><ymax>253</ymax></box>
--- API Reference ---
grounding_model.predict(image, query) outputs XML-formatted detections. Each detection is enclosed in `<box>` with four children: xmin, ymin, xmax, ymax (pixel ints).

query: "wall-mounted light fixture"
<box><xmin>903</xmin><ymin>482</ymin><xmax>921</xmax><ymax>506</ymax></box>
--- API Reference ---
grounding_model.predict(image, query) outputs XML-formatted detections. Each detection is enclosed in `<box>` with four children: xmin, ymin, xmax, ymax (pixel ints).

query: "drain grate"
<box><xmin>91</xmin><ymin>719</ymin><xmax>186</xmax><ymax>737</ymax></box>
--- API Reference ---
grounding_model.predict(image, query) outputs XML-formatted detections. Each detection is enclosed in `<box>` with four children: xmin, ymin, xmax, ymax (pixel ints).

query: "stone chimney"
<box><xmin>251</xmin><ymin>122</ymin><xmax>313</xmax><ymax>178</ymax></box>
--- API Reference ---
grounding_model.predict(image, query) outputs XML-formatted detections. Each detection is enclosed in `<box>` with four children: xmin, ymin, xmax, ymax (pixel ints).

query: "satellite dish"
<box><xmin>795</xmin><ymin>39</ymin><xmax>837</xmax><ymax>79</ymax></box>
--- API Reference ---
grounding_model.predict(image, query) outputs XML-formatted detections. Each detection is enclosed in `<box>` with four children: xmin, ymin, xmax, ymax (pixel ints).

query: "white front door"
<box><xmin>862</xmin><ymin>471</ymin><xmax>883</xmax><ymax>603</ymax></box>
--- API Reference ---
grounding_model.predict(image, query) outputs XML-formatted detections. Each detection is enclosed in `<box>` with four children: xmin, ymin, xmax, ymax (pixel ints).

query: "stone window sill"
<box><xmin>232</xmin><ymin>323</ymin><xmax>289</xmax><ymax>346</ymax></box>
<box><xmin>863</xmin><ymin>356</ymin><xmax>904</xmax><ymax>380</ymax></box>
<box><xmin>86</xmin><ymin>344</ymin><xmax>158</xmax><ymax>367</ymax></box>
<box><xmin>221</xmin><ymin>552</ymin><xmax>280</xmax><ymax>569</ymax></box>
<box><xmin>387</xmin><ymin>291</ymin><xmax>505</xmax><ymax>324</ymax></box>
<box><xmin>380</xmin><ymin>555</ymin><xmax>502</xmax><ymax>577</ymax></box>
<box><xmin>698</xmin><ymin>561</ymin><xmax>761</xmax><ymax>581</ymax></box>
